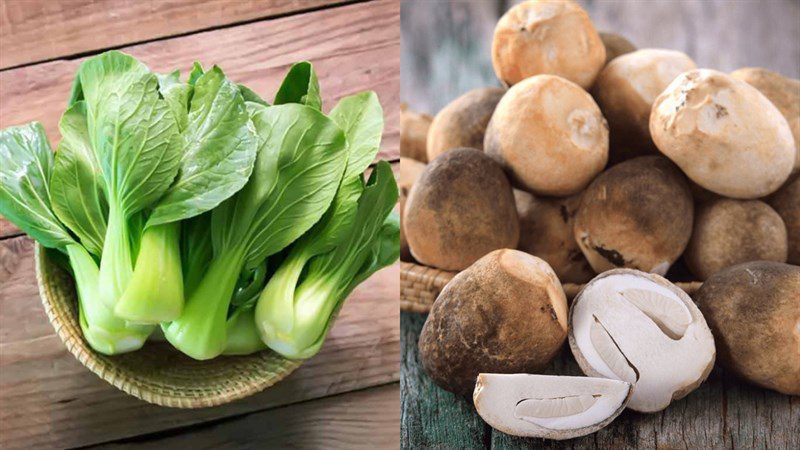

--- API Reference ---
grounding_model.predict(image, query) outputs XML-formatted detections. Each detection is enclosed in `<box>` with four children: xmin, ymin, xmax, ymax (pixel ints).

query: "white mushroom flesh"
<box><xmin>474</xmin><ymin>374</ymin><xmax>631</xmax><ymax>439</ymax></box>
<box><xmin>570</xmin><ymin>272</ymin><xmax>715</xmax><ymax>412</ymax></box>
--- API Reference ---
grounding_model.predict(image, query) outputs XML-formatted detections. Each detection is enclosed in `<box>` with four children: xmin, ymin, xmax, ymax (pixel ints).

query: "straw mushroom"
<box><xmin>599</xmin><ymin>32</ymin><xmax>636</xmax><ymax>65</ymax></box>
<box><xmin>695</xmin><ymin>261</ymin><xmax>800</xmax><ymax>395</ymax></box>
<box><xmin>768</xmin><ymin>177</ymin><xmax>800</xmax><ymax>264</ymax></box>
<box><xmin>593</xmin><ymin>49</ymin><xmax>696</xmax><ymax>163</ymax></box>
<box><xmin>485</xmin><ymin>75</ymin><xmax>609</xmax><ymax>196</ymax></box>
<box><xmin>492</xmin><ymin>0</ymin><xmax>606</xmax><ymax>88</ymax></box>
<box><xmin>573</xmin><ymin>156</ymin><xmax>694</xmax><ymax>275</ymax></box>
<box><xmin>515</xmin><ymin>190</ymin><xmax>594</xmax><ymax>283</ymax></box>
<box><xmin>400</xmin><ymin>104</ymin><xmax>432</xmax><ymax>163</ymax></box>
<box><xmin>426</xmin><ymin>87</ymin><xmax>504</xmax><ymax>161</ymax></box>
<box><xmin>569</xmin><ymin>269</ymin><xmax>716</xmax><ymax>412</ymax></box>
<box><xmin>399</xmin><ymin>157</ymin><xmax>427</xmax><ymax>262</ymax></box>
<box><xmin>685</xmin><ymin>199</ymin><xmax>788</xmax><ymax>280</ymax></box>
<box><xmin>403</xmin><ymin>148</ymin><xmax>519</xmax><ymax>271</ymax></box>
<box><xmin>474</xmin><ymin>374</ymin><xmax>632</xmax><ymax>440</ymax></box>
<box><xmin>650</xmin><ymin>69</ymin><xmax>795</xmax><ymax>199</ymax></box>
<box><xmin>419</xmin><ymin>250</ymin><xmax>568</xmax><ymax>396</ymax></box>
<box><xmin>731</xmin><ymin>67</ymin><xmax>800</xmax><ymax>173</ymax></box>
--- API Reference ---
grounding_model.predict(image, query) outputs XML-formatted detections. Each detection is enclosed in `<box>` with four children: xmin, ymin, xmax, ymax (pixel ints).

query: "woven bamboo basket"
<box><xmin>35</xmin><ymin>243</ymin><xmax>302</xmax><ymax>408</ymax></box>
<box><xmin>400</xmin><ymin>260</ymin><xmax>703</xmax><ymax>314</ymax></box>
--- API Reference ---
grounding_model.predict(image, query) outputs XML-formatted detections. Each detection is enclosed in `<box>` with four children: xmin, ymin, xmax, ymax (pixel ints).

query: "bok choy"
<box><xmin>0</xmin><ymin>51</ymin><xmax>398</xmax><ymax>363</ymax></box>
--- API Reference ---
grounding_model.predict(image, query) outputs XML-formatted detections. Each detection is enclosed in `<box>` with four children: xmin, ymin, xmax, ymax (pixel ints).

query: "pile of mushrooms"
<box><xmin>401</xmin><ymin>0</ymin><xmax>799</xmax><ymax>441</ymax></box>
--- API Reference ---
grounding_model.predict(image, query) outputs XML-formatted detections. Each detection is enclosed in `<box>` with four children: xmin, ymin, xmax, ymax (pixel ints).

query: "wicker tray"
<box><xmin>36</xmin><ymin>244</ymin><xmax>302</xmax><ymax>408</ymax></box>
<box><xmin>401</xmin><ymin>260</ymin><xmax>703</xmax><ymax>314</ymax></box>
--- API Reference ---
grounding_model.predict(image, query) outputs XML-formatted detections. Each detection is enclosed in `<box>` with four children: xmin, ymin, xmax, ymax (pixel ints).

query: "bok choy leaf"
<box><xmin>0</xmin><ymin>122</ymin><xmax>153</xmax><ymax>354</ymax></box>
<box><xmin>114</xmin><ymin>64</ymin><xmax>258</xmax><ymax>324</ymax></box>
<box><xmin>163</xmin><ymin>101</ymin><xmax>347</xmax><ymax>360</ymax></box>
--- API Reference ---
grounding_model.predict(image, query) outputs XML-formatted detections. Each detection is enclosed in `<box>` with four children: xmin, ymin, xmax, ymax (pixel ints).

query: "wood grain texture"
<box><xmin>402</xmin><ymin>311</ymin><xmax>800</xmax><ymax>449</ymax></box>
<box><xmin>0</xmin><ymin>0</ymin><xmax>347</xmax><ymax>69</ymax></box>
<box><xmin>0</xmin><ymin>0</ymin><xmax>400</xmax><ymax>243</ymax></box>
<box><xmin>401</xmin><ymin>312</ymin><xmax>491</xmax><ymax>449</ymax></box>
<box><xmin>93</xmin><ymin>383</ymin><xmax>400</xmax><ymax>449</ymax></box>
<box><xmin>402</xmin><ymin>0</ymin><xmax>800</xmax><ymax>115</ymax></box>
<box><xmin>0</xmin><ymin>234</ymin><xmax>399</xmax><ymax>449</ymax></box>
<box><xmin>0</xmin><ymin>216</ymin><xmax>20</xmax><ymax>239</ymax></box>
<box><xmin>0</xmin><ymin>0</ymin><xmax>399</xmax><ymax>158</ymax></box>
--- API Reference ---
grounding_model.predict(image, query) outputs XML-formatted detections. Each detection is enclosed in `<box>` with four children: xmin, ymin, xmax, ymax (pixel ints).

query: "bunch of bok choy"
<box><xmin>0</xmin><ymin>51</ymin><xmax>398</xmax><ymax>361</ymax></box>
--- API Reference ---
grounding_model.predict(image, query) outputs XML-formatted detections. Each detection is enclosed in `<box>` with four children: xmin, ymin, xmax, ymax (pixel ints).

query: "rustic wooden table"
<box><xmin>0</xmin><ymin>1</ymin><xmax>400</xmax><ymax>448</ymax></box>
<box><xmin>401</xmin><ymin>1</ymin><xmax>800</xmax><ymax>448</ymax></box>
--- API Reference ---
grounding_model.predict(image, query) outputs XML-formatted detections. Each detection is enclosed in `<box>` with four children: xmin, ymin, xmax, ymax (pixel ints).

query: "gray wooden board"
<box><xmin>402</xmin><ymin>0</ymin><xmax>800</xmax><ymax>115</ymax></box>
<box><xmin>401</xmin><ymin>312</ymin><xmax>491</xmax><ymax>449</ymax></box>
<box><xmin>401</xmin><ymin>312</ymin><xmax>800</xmax><ymax>449</ymax></box>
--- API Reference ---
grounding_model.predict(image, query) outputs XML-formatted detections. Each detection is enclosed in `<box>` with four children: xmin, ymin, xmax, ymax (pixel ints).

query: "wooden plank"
<box><xmin>93</xmin><ymin>383</ymin><xmax>400</xmax><ymax>449</ymax></box>
<box><xmin>0</xmin><ymin>0</ymin><xmax>348</xmax><ymax>69</ymax></box>
<box><xmin>0</xmin><ymin>236</ymin><xmax>399</xmax><ymax>449</ymax></box>
<box><xmin>0</xmin><ymin>0</ymin><xmax>400</xmax><ymax>241</ymax></box>
<box><xmin>400</xmin><ymin>312</ymin><xmax>800</xmax><ymax>449</ymax></box>
<box><xmin>0</xmin><ymin>0</ymin><xmax>399</xmax><ymax>158</ymax></box>
<box><xmin>0</xmin><ymin>216</ymin><xmax>20</xmax><ymax>239</ymax></box>
<box><xmin>400</xmin><ymin>312</ymin><xmax>490</xmax><ymax>449</ymax></box>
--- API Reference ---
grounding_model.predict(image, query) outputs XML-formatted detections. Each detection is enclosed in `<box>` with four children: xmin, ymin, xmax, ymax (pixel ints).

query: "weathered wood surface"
<box><xmin>0</xmin><ymin>0</ymin><xmax>347</xmax><ymax>69</ymax></box>
<box><xmin>0</xmin><ymin>217</ymin><xmax>19</xmax><ymax>239</ymax></box>
<box><xmin>402</xmin><ymin>313</ymin><xmax>800</xmax><ymax>449</ymax></box>
<box><xmin>0</xmin><ymin>0</ymin><xmax>400</xmax><ymax>256</ymax></box>
<box><xmin>0</xmin><ymin>0</ymin><xmax>400</xmax><ymax>159</ymax></box>
<box><xmin>401</xmin><ymin>0</ymin><xmax>800</xmax><ymax>115</ymax></box>
<box><xmin>93</xmin><ymin>383</ymin><xmax>400</xmax><ymax>449</ymax></box>
<box><xmin>0</xmin><ymin>235</ymin><xmax>399</xmax><ymax>449</ymax></box>
<box><xmin>401</xmin><ymin>313</ymin><xmax>490</xmax><ymax>449</ymax></box>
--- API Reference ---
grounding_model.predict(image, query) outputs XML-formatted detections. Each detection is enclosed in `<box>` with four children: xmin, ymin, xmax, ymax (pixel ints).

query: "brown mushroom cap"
<box><xmin>492</xmin><ymin>0</ymin><xmax>605</xmax><ymax>89</ymax></box>
<box><xmin>685</xmin><ymin>199</ymin><xmax>788</xmax><ymax>280</ymax></box>
<box><xmin>599</xmin><ymin>32</ymin><xmax>636</xmax><ymax>65</ymax></box>
<box><xmin>731</xmin><ymin>67</ymin><xmax>800</xmax><ymax>173</ymax></box>
<box><xmin>400</xmin><ymin>104</ymin><xmax>432</xmax><ymax>163</ymax></box>
<box><xmin>768</xmin><ymin>176</ymin><xmax>800</xmax><ymax>264</ymax></box>
<box><xmin>399</xmin><ymin>157</ymin><xmax>427</xmax><ymax>262</ymax></box>
<box><xmin>426</xmin><ymin>87</ymin><xmax>504</xmax><ymax>161</ymax></box>
<box><xmin>403</xmin><ymin>148</ymin><xmax>519</xmax><ymax>271</ymax></box>
<box><xmin>515</xmin><ymin>190</ymin><xmax>594</xmax><ymax>283</ymax></box>
<box><xmin>650</xmin><ymin>69</ymin><xmax>795</xmax><ymax>199</ymax></box>
<box><xmin>593</xmin><ymin>49</ymin><xmax>696</xmax><ymax>163</ymax></box>
<box><xmin>573</xmin><ymin>156</ymin><xmax>694</xmax><ymax>275</ymax></box>
<box><xmin>694</xmin><ymin>261</ymin><xmax>800</xmax><ymax>395</ymax></box>
<box><xmin>485</xmin><ymin>75</ymin><xmax>609</xmax><ymax>196</ymax></box>
<box><xmin>419</xmin><ymin>249</ymin><xmax>568</xmax><ymax>396</ymax></box>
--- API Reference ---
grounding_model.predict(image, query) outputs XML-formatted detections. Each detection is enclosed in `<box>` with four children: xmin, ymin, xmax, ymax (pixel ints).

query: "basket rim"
<box><xmin>35</xmin><ymin>243</ymin><xmax>302</xmax><ymax>408</ymax></box>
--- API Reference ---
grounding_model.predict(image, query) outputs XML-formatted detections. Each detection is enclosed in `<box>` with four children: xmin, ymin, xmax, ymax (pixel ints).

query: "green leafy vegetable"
<box><xmin>163</xmin><ymin>101</ymin><xmax>347</xmax><ymax>360</ymax></box>
<box><xmin>50</xmin><ymin>101</ymin><xmax>107</xmax><ymax>258</ymax></box>
<box><xmin>223</xmin><ymin>307</ymin><xmax>267</xmax><ymax>356</ymax></box>
<box><xmin>253</xmin><ymin>91</ymin><xmax>386</xmax><ymax>359</ymax></box>
<box><xmin>1</xmin><ymin>53</ymin><xmax>396</xmax><ymax>363</ymax></box>
<box><xmin>75</xmin><ymin>51</ymin><xmax>183</xmax><ymax>312</ymax></box>
<box><xmin>0</xmin><ymin>122</ymin><xmax>153</xmax><ymax>354</ymax></box>
<box><xmin>180</xmin><ymin>212</ymin><xmax>212</xmax><ymax>297</ymax></box>
<box><xmin>114</xmin><ymin>64</ymin><xmax>258</xmax><ymax>324</ymax></box>
<box><xmin>256</xmin><ymin>161</ymin><xmax>398</xmax><ymax>359</ymax></box>
<box><xmin>273</xmin><ymin>61</ymin><xmax>322</xmax><ymax>110</ymax></box>
<box><xmin>0</xmin><ymin>123</ymin><xmax>74</xmax><ymax>251</ymax></box>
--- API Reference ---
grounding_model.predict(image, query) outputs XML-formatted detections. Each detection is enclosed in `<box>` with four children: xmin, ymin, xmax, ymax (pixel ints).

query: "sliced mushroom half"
<box><xmin>569</xmin><ymin>269</ymin><xmax>716</xmax><ymax>412</ymax></box>
<box><xmin>473</xmin><ymin>373</ymin><xmax>632</xmax><ymax>440</ymax></box>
